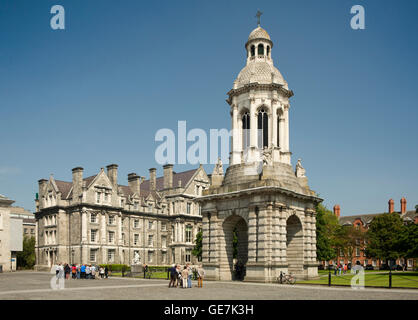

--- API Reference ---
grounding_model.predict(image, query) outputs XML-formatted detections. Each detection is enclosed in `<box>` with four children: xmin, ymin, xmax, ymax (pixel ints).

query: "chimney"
<box><xmin>72</xmin><ymin>167</ymin><xmax>84</xmax><ymax>203</ymax></box>
<box><xmin>106</xmin><ymin>164</ymin><xmax>118</xmax><ymax>189</ymax></box>
<box><xmin>400</xmin><ymin>197</ymin><xmax>407</xmax><ymax>214</ymax></box>
<box><xmin>149</xmin><ymin>168</ymin><xmax>156</xmax><ymax>190</ymax></box>
<box><xmin>333</xmin><ymin>204</ymin><xmax>341</xmax><ymax>218</ymax></box>
<box><xmin>163</xmin><ymin>164</ymin><xmax>173</xmax><ymax>189</ymax></box>
<box><xmin>128</xmin><ymin>173</ymin><xmax>141</xmax><ymax>196</ymax></box>
<box><xmin>388</xmin><ymin>199</ymin><xmax>394</xmax><ymax>213</ymax></box>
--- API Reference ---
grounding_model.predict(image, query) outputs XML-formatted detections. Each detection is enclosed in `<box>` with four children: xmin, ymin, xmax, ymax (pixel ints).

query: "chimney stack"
<box><xmin>149</xmin><ymin>168</ymin><xmax>156</xmax><ymax>190</ymax></box>
<box><xmin>333</xmin><ymin>204</ymin><xmax>341</xmax><ymax>218</ymax></box>
<box><xmin>128</xmin><ymin>173</ymin><xmax>142</xmax><ymax>196</ymax></box>
<box><xmin>388</xmin><ymin>199</ymin><xmax>394</xmax><ymax>213</ymax></box>
<box><xmin>163</xmin><ymin>164</ymin><xmax>173</xmax><ymax>189</ymax></box>
<box><xmin>400</xmin><ymin>197</ymin><xmax>407</xmax><ymax>214</ymax></box>
<box><xmin>72</xmin><ymin>167</ymin><xmax>84</xmax><ymax>203</ymax></box>
<box><xmin>106</xmin><ymin>164</ymin><xmax>118</xmax><ymax>190</ymax></box>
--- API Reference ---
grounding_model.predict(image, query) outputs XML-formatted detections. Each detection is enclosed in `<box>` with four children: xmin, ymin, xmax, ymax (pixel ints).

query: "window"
<box><xmin>161</xmin><ymin>222</ymin><xmax>167</xmax><ymax>231</ymax></box>
<box><xmin>267</xmin><ymin>45</ymin><xmax>270</xmax><ymax>57</ymax></box>
<box><xmin>31</xmin><ymin>229</ymin><xmax>35</xmax><ymax>234</ymax></box>
<box><xmin>134</xmin><ymin>234</ymin><xmax>139</xmax><ymax>246</ymax></box>
<box><xmin>90</xmin><ymin>249</ymin><xmax>97</xmax><ymax>262</ymax></box>
<box><xmin>134</xmin><ymin>202</ymin><xmax>139</xmax><ymax>210</ymax></box>
<box><xmin>185</xmin><ymin>249</ymin><xmax>191</xmax><ymax>263</ymax></box>
<box><xmin>121</xmin><ymin>199</ymin><xmax>124</xmax><ymax>207</ymax></box>
<box><xmin>198</xmin><ymin>204</ymin><xmax>202</xmax><ymax>216</ymax></box>
<box><xmin>171</xmin><ymin>225</ymin><xmax>175</xmax><ymax>242</ymax></box>
<box><xmin>90</xmin><ymin>214</ymin><xmax>97</xmax><ymax>223</ymax></box>
<box><xmin>185</xmin><ymin>225</ymin><xmax>192</xmax><ymax>243</ymax></box>
<box><xmin>250</xmin><ymin>45</ymin><xmax>255</xmax><ymax>57</ymax></box>
<box><xmin>148</xmin><ymin>204</ymin><xmax>152</xmax><ymax>212</ymax></box>
<box><xmin>148</xmin><ymin>251</ymin><xmax>154</xmax><ymax>263</ymax></box>
<box><xmin>162</xmin><ymin>252</ymin><xmax>166</xmax><ymax>263</ymax></box>
<box><xmin>96</xmin><ymin>192</ymin><xmax>101</xmax><ymax>204</ymax></box>
<box><xmin>134</xmin><ymin>219</ymin><xmax>139</xmax><ymax>228</ymax></box>
<box><xmin>257</xmin><ymin>44</ymin><xmax>264</xmax><ymax>55</ymax></box>
<box><xmin>148</xmin><ymin>235</ymin><xmax>153</xmax><ymax>247</ymax></box>
<box><xmin>257</xmin><ymin>108</ymin><xmax>268</xmax><ymax>148</ymax></box>
<box><xmin>108</xmin><ymin>231</ymin><xmax>115</xmax><ymax>244</ymax></box>
<box><xmin>24</xmin><ymin>228</ymin><xmax>28</xmax><ymax>234</ymax></box>
<box><xmin>91</xmin><ymin>229</ymin><xmax>97</xmax><ymax>243</ymax></box>
<box><xmin>277</xmin><ymin>116</ymin><xmax>281</xmax><ymax>147</ymax></box>
<box><xmin>104</xmin><ymin>193</ymin><xmax>108</xmax><ymax>202</ymax></box>
<box><xmin>187</xmin><ymin>203</ymin><xmax>191</xmax><ymax>214</ymax></box>
<box><xmin>356</xmin><ymin>247</ymin><xmax>360</xmax><ymax>257</ymax></box>
<box><xmin>148</xmin><ymin>221</ymin><xmax>153</xmax><ymax>230</ymax></box>
<box><xmin>122</xmin><ymin>232</ymin><xmax>126</xmax><ymax>245</ymax></box>
<box><xmin>242</xmin><ymin>112</ymin><xmax>250</xmax><ymax>150</ymax></box>
<box><xmin>196</xmin><ymin>185</ymin><xmax>200</xmax><ymax>195</ymax></box>
<box><xmin>108</xmin><ymin>216</ymin><xmax>115</xmax><ymax>225</ymax></box>
<box><xmin>107</xmin><ymin>249</ymin><xmax>115</xmax><ymax>262</ymax></box>
<box><xmin>162</xmin><ymin>236</ymin><xmax>167</xmax><ymax>248</ymax></box>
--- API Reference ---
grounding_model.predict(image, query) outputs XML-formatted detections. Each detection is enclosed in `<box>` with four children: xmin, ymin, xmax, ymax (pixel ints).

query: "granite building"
<box><xmin>34</xmin><ymin>164</ymin><xmax>209</xmax><ymax>270</ymax></box>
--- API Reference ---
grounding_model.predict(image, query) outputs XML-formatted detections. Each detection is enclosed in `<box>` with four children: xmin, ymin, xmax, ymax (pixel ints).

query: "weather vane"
<box><xmin>255</xmin><ymin>10</ymin><xmax>263</xmax><ymax>26</ymax></box>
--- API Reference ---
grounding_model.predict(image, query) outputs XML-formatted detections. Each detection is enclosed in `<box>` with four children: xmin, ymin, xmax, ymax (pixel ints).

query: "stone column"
<box><xmin>247</xmin><ymin>206</ymin><xmax>258</xmax><ymax>263</ymax></box>
<box><xmin>208</xmin><ymin>212</ymin><xmax>219</xmax><ymax>263</ymax></box>
<box><xmin>279</xmin><ymin>212</ymin><xmax>287</xmax><ymax>264</ymax></box>
<box><xmin>284</xmin><ymin>105</ymin><xmax>290</xmax><ymax>152</ymax></box>
<box><xmin>81</xmin><ymin>209</ymin><xmax>87</xmax><ymax>243</ymax></box>
<box><xmin>201</xmin><ymin>213</ymin><xmax>210</xmax><ymax>263</ymax></box>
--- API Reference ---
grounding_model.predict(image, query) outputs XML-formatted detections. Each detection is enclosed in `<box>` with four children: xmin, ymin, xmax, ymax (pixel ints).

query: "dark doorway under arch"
<box><xmin>286</xmin><ymin>215</ymin><xmax>304</xmax><ymax>274</ymax></box>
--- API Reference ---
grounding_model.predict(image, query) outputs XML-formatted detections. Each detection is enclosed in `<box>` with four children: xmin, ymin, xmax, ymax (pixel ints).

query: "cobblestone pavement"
<box><xmin>0</xmin><ymin>271</ymin><xmax>417</xmax><ymax>300</ymax></box>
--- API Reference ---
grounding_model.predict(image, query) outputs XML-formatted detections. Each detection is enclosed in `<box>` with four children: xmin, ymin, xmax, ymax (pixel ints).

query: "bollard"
<box><xmin>389</xmin><ymin>269</ymin><xmax>392</xmax><ymax>289</ymax></box>
<box><xmin>328</xmin><ymin>269</ymin><xmax>332</xmax><ymax>287</ymax></box>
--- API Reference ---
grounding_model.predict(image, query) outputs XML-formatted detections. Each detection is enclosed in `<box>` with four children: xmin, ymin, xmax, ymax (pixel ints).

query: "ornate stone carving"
<box><xmin>295</xmin><ymin>159</ymin><xmax>306</xmax><ymax>178</ymax></box>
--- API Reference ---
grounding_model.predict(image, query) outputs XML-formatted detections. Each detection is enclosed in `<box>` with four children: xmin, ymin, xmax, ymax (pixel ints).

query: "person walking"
<box><xmin>91</xmin><ymin>265</ymin><xmax>96</xmax><ymax>279</ymax></box>
<box><xmin>71</xmin><ymin>264</ymin><xmax>77</xmax><ymax>279</ymax></box>
<box><xmin>197</xmin><ymin>265</ymin><xmax>205</xmax><ymax>288</ymax></box>
<box><xmin>104</xmin><ymin>266</ymin><xmax>109</xmax><ymax>279</ymax></box>
<box><xmin>99</xmin><ymin>266</ymin><xmax>105</xmax><ymax>279</ymax></box>
<box><xmin>64</xmin><ymin>263</ymin><xmax>71</xmax><ymax>279</ymax></box>
<box><xmin>187</xmin><ymin>264</ymin><xmax>192</xmax><ymax>288</ymax></box>
<box><xmin>181</xmin><ymin>266</ymin><xmax>189</xmax><ymax>289</ymax></box>
<box><xmin>85</xmin><ymin>265</ymin><xmax>91</xmax><ymax>279</ymax></box>
<box><xmin>169</xmin><ymin>264</ymin><xmax>177</xmax><ymax>288</ymax></box>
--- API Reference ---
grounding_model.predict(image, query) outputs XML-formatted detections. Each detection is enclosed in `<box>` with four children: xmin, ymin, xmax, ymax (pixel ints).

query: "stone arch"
<box><xmin>286</xmin><ymin>214</ymin><xmax>304</xmax><ymax>275</ymax></box>
<box><xmin>219</xmin><ymin>214</ymin><xmax>248</xmax><ymax>280</ymax></box>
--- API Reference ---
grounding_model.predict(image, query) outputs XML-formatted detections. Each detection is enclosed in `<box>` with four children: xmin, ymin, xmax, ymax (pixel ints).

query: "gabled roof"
<box><xmin>55</xmin><ymin>180</ymin><xmax>73</xmax><ymax>199</ymax></box>
<box><xmin>140</xmin><ymin>168</ymin><xmax>198</xmax><ymax>191</ymax></box>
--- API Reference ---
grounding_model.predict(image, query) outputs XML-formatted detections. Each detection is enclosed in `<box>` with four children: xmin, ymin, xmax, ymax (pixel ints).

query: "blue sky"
<box><xmin>0</xmin><ymin>0</ymin><xmax>417</xmax><ymax>215</ymax></box>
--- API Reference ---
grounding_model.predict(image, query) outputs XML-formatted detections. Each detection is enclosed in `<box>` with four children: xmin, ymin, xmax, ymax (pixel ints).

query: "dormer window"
<box><xmin>96</xmin><ymin>192</ymin><xmax>101</xmax><ymax>204</ymax></box>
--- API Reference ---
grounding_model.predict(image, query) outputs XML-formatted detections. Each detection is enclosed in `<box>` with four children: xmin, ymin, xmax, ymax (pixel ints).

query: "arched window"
<box><xmin>258</xmin><ymin>44</ymin><xmax>264</xmax><ymax>56</ymax></box>
<box><xmin>242</xmin><ymin>112</ymin><xmax>250</xmax><ymax>149</ymax></box>
<box><xmin>277</xmin><ymin>117</ymin><xmax>280</xmax><ymax>147</ymax></box>
<box><xmin>267</xmin><ymin>46</ymin><xmax>270</xmax><ymax>57</ymax></box>
<box><xmin>250</xmin><ymin>45</ymin><xmax>255</xmax><ymax>57</ymax></box>
<box><xmin>257</xmin><ymin>108</ymin><xmax>268</xmax><ymax>148</ymax></box>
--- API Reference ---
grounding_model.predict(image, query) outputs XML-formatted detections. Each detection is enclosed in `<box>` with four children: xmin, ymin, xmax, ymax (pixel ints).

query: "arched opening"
<box><xmin>267</xmin><ymin>45</ymin><xmax>270</xmax><ymax>57</ymax></box>
<box><xmin>242</xmin><ymin>111</ymin><xmax>250</xmax><ymax>150</ymax></box>
<box><xmin>257</xmin><ymin>44</ymin><xmax>264</xmax><ymax>56</ymax></box>
<box><xmin>286</xmin><ymin>215</ymin><xmax>304</xmax><ymax>275</ymax></box>
<box><xmin>250</xmin><ymin>45</ymin><xmax>255</xmax><ymax>57</ymax></box>
<box><xmin>222</xmin><ymin>215</ymin><xmax>248</xmax><ymax>281</ymax></box>
<box><xmin>257</xmin><ymin>108</ymin><xmax>268</xmax><ymax>148</ymax></box>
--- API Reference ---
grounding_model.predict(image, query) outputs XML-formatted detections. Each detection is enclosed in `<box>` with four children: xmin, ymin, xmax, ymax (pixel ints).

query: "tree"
<box><xmin>192</xmin><ymin>230</ymin><xmax>202</xmax><ymax>261</ymax></box>
<box><xmin>397</xmin><ymin>222</ymin><xmax>418</xmax><ymax>259</ymax></box>
<box><xmin>334</xmin><ymin>225</ymin><xmax>365</xmax><ymax>264</ymax></box>
<box><xmin>365</xmin><ymin>213</ymin><xmax>404</xmax><ymax>262</ymax></box>
<box><xmin>17</xmin><ymin>236</ymin><xmax>36</xmax><ymax>269</ymax></box>
<box><xmin>316</xmin><ymin>204</ymin><xmax>339</xmax><ymax>262</ymax></box>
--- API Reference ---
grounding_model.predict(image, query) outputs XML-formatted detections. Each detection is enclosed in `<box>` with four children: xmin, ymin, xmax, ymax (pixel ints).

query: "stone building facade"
<box><xmin>34</xmin><ymin>164</ymin><xmax>209</xmax><ymax>270</ymax></box>
<box><xmin>197</xmin><ymin>24</ymin><xmax>322</xmax><ymax>282</ymax></box>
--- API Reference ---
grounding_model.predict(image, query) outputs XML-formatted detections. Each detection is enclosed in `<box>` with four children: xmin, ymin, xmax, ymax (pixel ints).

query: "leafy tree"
<box><xmin>365</xmin><ymin>213</ymin><xmax>404</xmax><ymax>262</ymax></box>
<box><xmin>334</xmin><ymin>225</ymin><xmax>365</xmax><ymax>264</ymax></box>
<box><xmin>17</xmin><ymin>236</ymin><xmax>36</xmax><ymax>269</ymax></box>
<box><xmin>397</xmin><ymin>222</ymin><xmax>418</xmax><ymax>259</ymax></box>
<box><xmin>316</xmin><ymin>204</ymin><xmax>339</xmax><ymax>261</ymax></box>
<box><xmin>192</xmin><ymin>230</ymin><xmax>202</xmax><ymax>261</ymax></box>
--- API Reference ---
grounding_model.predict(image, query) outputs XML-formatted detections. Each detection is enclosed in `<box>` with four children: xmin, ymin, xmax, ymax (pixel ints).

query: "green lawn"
<box><xmin>299</xmin><ymin>272</ymin><xmax>418</xmax><ymax>289</ymax></box>
<box><xmin>110</xmin><ymin>271</ymin><xmax>169</xmax><ymax>279</ymax></box>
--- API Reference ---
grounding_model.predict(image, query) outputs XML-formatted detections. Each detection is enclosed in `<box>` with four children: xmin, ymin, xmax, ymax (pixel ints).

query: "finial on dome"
<box><xmin>255</xmin><ymin>10</ymin><xmax>263</xmax><ymax>27</ymax></box>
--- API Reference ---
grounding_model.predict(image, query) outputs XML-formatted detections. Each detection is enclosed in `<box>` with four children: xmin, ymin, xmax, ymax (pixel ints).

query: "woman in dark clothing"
<box><xmin>104</xmin><ymin>266</ymin><xmax>109</xmax><ymax>279</ymax></box>
<box><xmin>64</xmin><ymin>264</ymin><xmax>71</xmax><ymax>280</ymax></box>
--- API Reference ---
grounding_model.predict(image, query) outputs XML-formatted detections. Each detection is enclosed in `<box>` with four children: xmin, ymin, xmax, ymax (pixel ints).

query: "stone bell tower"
<box><xmin>197</xmin><ymin>17</ymin><xmax>322</xmax><ymax>282</ymax></box>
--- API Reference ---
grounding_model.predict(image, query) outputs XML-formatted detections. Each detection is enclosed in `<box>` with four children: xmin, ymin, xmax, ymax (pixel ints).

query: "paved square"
<box><xmin>0</xmin><ymin>271</ymin><xmax>417</xmax><ymax>300</ymax></box>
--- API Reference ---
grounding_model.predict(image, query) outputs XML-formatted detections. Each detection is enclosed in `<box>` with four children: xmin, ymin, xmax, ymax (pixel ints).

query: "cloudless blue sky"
<box><xmin>0</xmin><ymin>0</ymin><xmax>417</xmax><ymax>215</ymax></box>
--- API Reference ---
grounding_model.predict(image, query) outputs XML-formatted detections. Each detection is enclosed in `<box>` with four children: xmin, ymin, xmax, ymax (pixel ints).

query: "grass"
<box><xmin>110</xmin><ymin>271</ymin><xmax>169</xmax><ymax>279</ymax></box>
<box><xmin>298</xmin><ymin>272</ymin><xmax>418</xmax><ymax>289</ymax></box>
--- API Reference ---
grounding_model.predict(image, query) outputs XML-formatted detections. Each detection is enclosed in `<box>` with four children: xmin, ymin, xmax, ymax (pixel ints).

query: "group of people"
<box><xmin>53</xmin><ymin>263</ymin><xmax>109</xmax><ymax>280</ymax></box>
<box><xmin>168</xmin><ymin>264</ymin><xmax>205</xmax><ymax>288</ymax></box>
<box><xmin>334</xmin><ymin>263</ymin><xmax>349</xmax><ymax>276</ymax></box>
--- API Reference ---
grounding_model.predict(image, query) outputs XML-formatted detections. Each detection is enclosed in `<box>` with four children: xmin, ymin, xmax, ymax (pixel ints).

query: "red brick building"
<box><xmin>322</xmin><ymin>198</ymin><xmax>417</xmax><ymax>270</ymax></box>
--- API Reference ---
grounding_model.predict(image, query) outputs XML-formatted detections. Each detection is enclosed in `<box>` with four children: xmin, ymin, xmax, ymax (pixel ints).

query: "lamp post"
<box><xmin>328</xmin><ymin>263</ymin><xmax>332</xmax><ymax>287</ymax></box>
<box><xmin>388</xmin><ymin>259</ymin><xmax>392</xmax><ymax>289</ymax></box>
